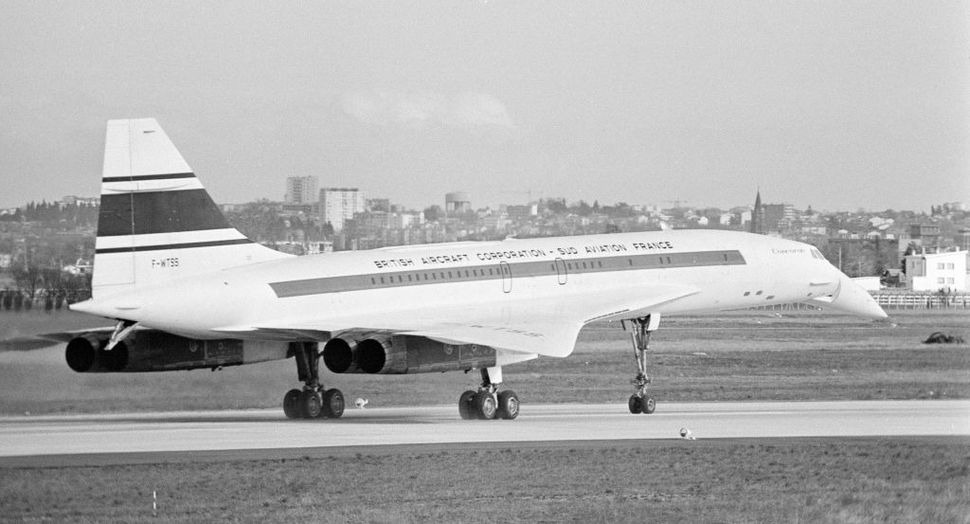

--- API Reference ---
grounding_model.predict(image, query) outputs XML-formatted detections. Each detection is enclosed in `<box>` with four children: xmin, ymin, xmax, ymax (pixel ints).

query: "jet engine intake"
<box><xmin>322</xmin><ymin>334</ymin><xmax>496</xmax><ymax>374</ymax></box>
<box><xmin>322</xmin><ymin>336</ymin><xmax>397</xmax><ymax>374</ymax></box>
<box><xmin>321</xmin><ymin>338</ymin><xmax>355</xmax><ymax>373</ymax></box>
<box><xmin>64</xmin><ymin>330</ymin><xmax>288</xmax><ymax>372</ymax></box>
<box><xmin>65</xmin><ymin>333</ymin><xmax>127</xmax><ymax>372</ymax></box>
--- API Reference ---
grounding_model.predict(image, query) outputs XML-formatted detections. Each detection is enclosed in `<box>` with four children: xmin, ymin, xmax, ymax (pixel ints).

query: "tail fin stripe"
<box><xmin>97</xmin><ymin>189</ymin><xmax>231</xmax><ymax>236</ymax></box>
<box><xmin>96</xmin><ymin>227</ymin><xmax>247</xmax><ymax>250</ymax></box>
<box><xmin>94</xmin><ymin>227</ymin><xmax>246</xmax><ymax>249</ymax></box>
<box><xmin>102</xmin><ymin>178</ymin><xmax>204</xmax><ymax>194</ymax></box>
<box><xmin>103</xmin><ymin>172</ymin><xmax>195</xmax><ymax>183</ymax></box>
<box><xmin>95</xmin><ymin>238</ymin><xmax>253</xmax><ymax>255</ymax></box>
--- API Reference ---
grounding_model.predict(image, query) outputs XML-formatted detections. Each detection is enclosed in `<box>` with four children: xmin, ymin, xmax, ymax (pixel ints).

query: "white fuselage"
<box><xmin>75</xmin><ymin>229</ymin><xmax>883</xmax><ymax>342</ymax></box>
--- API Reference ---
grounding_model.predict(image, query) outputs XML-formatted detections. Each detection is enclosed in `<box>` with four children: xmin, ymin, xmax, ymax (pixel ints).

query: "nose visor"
<box><xmin>826</xmin><ymin>274</ymin><xmax>889</xmax><ymax>320</ymax></box>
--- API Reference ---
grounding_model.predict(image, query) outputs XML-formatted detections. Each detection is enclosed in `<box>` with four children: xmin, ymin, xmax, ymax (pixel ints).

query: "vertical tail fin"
<box><xmin>92</xmin><ymin>119</ymin><xmax>289</xmax><ymax>299</ymax></box>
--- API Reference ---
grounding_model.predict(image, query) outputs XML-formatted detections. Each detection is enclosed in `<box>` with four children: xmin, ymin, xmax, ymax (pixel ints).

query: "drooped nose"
<box><xmin>828</xmin><ymin>273</ymin><xmax>889</xmax><ymax>320</ymax></box>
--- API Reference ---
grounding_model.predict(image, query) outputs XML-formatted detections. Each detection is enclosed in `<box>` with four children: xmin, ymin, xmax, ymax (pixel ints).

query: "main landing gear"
<box><xmin>625</xmin><ymin>315</ymin><xmax>659</xmax><ymax>415</ymax></box>
<box><xmin>283</xmin><ymin>342</ymin><xmax>345</xmax><ymax>420</ymax></box>
<box><xmin>458</xmin><ymin>367</ymin><xmax>519</xmax><ymax>420</ymax></box>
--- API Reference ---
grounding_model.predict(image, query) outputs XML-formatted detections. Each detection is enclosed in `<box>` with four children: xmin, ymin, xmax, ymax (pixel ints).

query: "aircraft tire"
<box><xmin>322</xmin><ymin>388</ymin><xmax>345</xmax><ymax>419</ymax></box>
<box><xmin>475</xmin><ymin>392</ymin><xmax>497</xmax><ymax>420</ymax></box>
<box><xmin>496</xmin><ymin>390</ymin><xmax>520</xmax><ymax>420</ymax></box>
<box><xmin>300</xmin><ymin>390</ymin><xmax>322</xmax><ymax>419</ymax></box>
<box><xmin>283</xmin><ymin>389</ymin><xmax>303</xmax><ymax>419</ymax></box>
<box><xmin>642</xmin><ymin>397</ymin><xmax>656</xmax><ymax>414</ymax></box>
<box><xmin>458</xmin><ymin>390</ymin><xmax>476</xmax><ymax>420</ymax></box>
<box><xmin>628</xmin><ymin>395</ymin><xmax>642</xmax><ymax>414</ymax></box>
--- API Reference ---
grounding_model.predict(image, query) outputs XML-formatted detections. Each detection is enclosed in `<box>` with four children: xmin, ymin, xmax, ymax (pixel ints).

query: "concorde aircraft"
<box><xmin>57</xmin><ymin>119</ymin><xmax>888</xmax><ymax>421</ymax></box>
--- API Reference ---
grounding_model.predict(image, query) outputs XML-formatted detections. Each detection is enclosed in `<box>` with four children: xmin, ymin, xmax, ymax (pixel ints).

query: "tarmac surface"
<box><xmin>1</xmin><ymin>400</ymin><xmax>968</xmax><ymax>466</ymax></box>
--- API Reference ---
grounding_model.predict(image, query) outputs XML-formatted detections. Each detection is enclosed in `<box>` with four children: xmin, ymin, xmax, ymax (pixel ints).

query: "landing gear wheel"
<box><xmin>283</xmin><ymin>389</ymin><xmax>303</xmax><ymax>419</ymax></box>
<box><xmin>497</xmin><ymin>390</ymin><xmax>520</xmax><ymax>420</ymax></box>
<box><xmin>628</xmin><ymin>395</ymin><xmax>642</xmax><ymax>414</ymax></box>
<box><xmin>624</xmin><ymin>315</ymin><xmax>660</xmax><ymax>415</ymax></box>
<box><xmin>321</xmin><ymin>388</ymin><xmax>345</xmax><ymax>419</ymax></box>
<box><xmin>642</xmin><ymin>397</ymin><xmax>656</xmax><ymax>414</ymax></box>
<box><xmin>475</xmin><ymin>391</ymin><xmax>497</xmax><ymax>420</ymax></box>
<box><xmin>300</xmin><ymin>390</ymin><xmax>322</xmax><ymax>419</ymax></box>
<box><xmin>458</xmin><ymin>390</ymin><xmax>477</xmax><ymax>420</ymax></box>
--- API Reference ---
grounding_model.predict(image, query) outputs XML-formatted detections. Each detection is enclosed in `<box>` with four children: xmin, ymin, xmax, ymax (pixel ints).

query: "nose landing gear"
<box><xmin>624</xmin><ymin>315</ymin><xmax>659</xmax><ymax>414</ymax></box>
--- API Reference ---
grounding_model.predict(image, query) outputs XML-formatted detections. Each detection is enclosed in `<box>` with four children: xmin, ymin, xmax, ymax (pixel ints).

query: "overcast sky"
<box><xmin>1</xmin><ymin>1</ymin><xmax>967</xmax><ymax>212</ymax></box>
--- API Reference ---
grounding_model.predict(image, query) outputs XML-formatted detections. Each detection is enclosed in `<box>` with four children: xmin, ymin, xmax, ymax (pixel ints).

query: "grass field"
<box><xmin>2</xmin><ymin>437</ymin><xmax>968</xmax><ymax>523</ymax></box>
<box><xmin>0</xmin><ymin>309</ymin><xmax>967</xmax><ymax>414</ymax></box>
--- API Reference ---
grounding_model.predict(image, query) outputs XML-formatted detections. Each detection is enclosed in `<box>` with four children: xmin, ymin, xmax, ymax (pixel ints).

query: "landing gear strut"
<box><xmin>624</xmin><ymin>315</ymin><xmax>659</xmax><ymax>414</ymax></box>
<box><xmin>459</xmin><ymin>367</ymin><xmax>519</xmax><ymax>420</ymax></box>
<box><xmin>283</xmin><ymin>342</ymin><xmax>345</xmax><ymax>420</ymax></box>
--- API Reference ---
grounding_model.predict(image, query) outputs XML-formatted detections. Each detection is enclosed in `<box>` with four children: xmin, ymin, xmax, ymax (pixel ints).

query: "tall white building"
<box><xmin>904</xmin><ymin>249</ymin><xmax>967</xmax><ymax>292</ymax></box>
<box><xmin>319</xmin><ymin>187</ymin><xmax>366</xmax><ymax>232</ymax></box>
<box><xmin>285</xmin><ymin>176</ymin><xmax>319</xmax><ymax>205</ymax></box>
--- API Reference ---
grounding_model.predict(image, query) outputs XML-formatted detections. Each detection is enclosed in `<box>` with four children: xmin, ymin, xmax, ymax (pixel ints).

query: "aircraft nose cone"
<box><xmin>831</xmin><ymin>274</ymin><xmax>888</xmax><ymax>320</ymax></box>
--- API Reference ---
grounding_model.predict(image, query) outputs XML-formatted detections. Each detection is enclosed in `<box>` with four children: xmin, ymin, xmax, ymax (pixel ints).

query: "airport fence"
<box><xmin>750</xmin><ymin>291</ymin><xmax>970</xmax><ymax>312</ymax></box>
<box><xmin>871</xmin><ymin>291</ymin><xmax>970</xmax><ymax>310</ymax></box>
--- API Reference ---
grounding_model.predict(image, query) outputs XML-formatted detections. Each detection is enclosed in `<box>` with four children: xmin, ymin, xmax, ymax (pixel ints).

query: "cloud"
<box><xmin>340</xmin><ymin>90</ymin><xmax>514</xmax><ymax>129</ymax></box>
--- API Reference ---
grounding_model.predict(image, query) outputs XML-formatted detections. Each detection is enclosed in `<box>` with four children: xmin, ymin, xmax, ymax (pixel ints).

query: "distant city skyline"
<box><xmin>1</xmin><ymin>2</ymin><xmax>967</xmax><ymax>212</ymax></box>
<box><xmin>21</xmin><ymin>186</ymin><xmax>967</xmax><ymax>218</ymax></box>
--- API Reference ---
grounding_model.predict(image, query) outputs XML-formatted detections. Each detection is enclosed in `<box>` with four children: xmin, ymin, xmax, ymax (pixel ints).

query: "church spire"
<box><xmin>751</xmin><ymin>189</ymin><xmax>763</xmax><ymax>234</ymax></box>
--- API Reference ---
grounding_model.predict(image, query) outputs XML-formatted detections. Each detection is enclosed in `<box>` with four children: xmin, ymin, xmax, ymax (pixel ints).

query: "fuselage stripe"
<box><xmin>269</xmin><ymin>250</ymin><xmax>745</xmax><ymax>298</ymax></box>
<box><xmin>95</xmin><ymin>238</ymin><xmax>253</xmax><ymax>254</ymax></box>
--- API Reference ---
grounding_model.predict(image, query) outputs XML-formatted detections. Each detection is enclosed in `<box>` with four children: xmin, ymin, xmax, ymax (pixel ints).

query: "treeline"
<box><xmin>817</xmin><ymin>237</ymin><xmax>900</xmax><ymax>279</ymax></box>
<box><xmin>224</xmin><ymin>201</ymin><xmax>332</xmax><ymax>243</ymax></box>
<box><xmin>0</xmin><ymin>201</ymin><xmax>99</xmax><ymax>227</ymax></box>
<box><xmin>1</xmin><ymin>263</ymin><xmax>91</xmax><ymax>312</ymax></box>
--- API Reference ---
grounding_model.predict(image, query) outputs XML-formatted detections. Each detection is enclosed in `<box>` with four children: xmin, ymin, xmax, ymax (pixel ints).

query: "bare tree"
<box><xmin>11</xmin><ymin>262</ymin><xmax>42</xmax><ymax>300</ymax></box>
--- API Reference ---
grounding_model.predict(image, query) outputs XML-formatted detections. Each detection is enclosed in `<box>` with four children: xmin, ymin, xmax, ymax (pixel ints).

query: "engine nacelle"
<box><xmin>65</xmin><ymin>330</ymin><xmax>289</xmax><ymax>373</ymax></box>
<box><xmin>321</xmin><ymin>336</ymin><xmax>396</xmax><ymax>374</ymax></box>
<box><xmin>322</xmin><ymin>334</ymin><xmax>496</xmax><ymax>374</ymax></box>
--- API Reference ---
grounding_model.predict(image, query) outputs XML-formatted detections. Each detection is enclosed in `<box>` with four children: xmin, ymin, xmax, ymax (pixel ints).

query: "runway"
<box><xmin>1</xmin><ymin>400</ymin><xmax>967</xmax><ymax>463</ymax></box>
